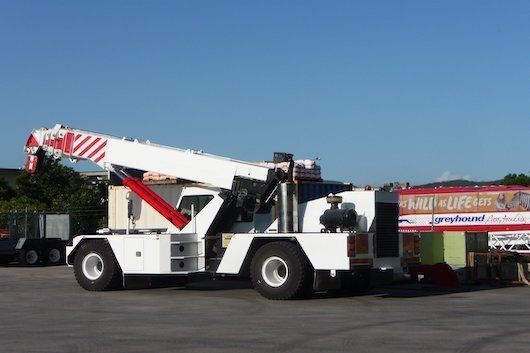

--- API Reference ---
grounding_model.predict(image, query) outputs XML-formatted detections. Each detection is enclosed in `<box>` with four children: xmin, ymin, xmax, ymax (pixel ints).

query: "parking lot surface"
<box><xmin>1</xmin><ymin>266</ymin><xmax>529</xmax><ymax>353</ymax></box>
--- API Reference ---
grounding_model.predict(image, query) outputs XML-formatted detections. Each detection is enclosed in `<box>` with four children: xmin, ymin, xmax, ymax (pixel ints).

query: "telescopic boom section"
<box><xmin>24</xmin><ymin>124</ymin><xmax>272</xmax><ymax>189</ymax></box>
<box><xmin>24</xmin><ymin>124</ymin><xmax>275</xmax><ymax>230</ymax></box>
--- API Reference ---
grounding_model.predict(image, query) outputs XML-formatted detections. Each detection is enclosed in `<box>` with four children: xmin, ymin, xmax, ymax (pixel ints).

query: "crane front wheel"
<box><xmin>73</xmin><ymin>241</ymin><xmax>122</xmax><ymax>291</ymax></box>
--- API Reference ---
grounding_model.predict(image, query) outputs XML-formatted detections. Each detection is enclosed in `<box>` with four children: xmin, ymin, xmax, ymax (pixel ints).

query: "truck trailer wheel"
<box><xmin>73</xmin><ymin>241</ymin><xmax>123</xmax><ymax>291</ymax></box>
<box><xmin>45</xmin><ymin>246</ymin><xmax>64</xmax><ymax>265</ymax></box>
<box><xmin>19</xmin><ymin>248</ymin><xmax>41</xmax><ymax>266</ymax></box>
<box><xmin>250</xmin><ymin>242</ymin><xmax>312</xmax><ymax>300</ymax></box>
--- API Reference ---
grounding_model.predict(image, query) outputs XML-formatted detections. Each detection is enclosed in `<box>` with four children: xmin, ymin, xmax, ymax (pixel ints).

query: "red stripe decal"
<box><xmin>78</xmin><ymin>137</ymin><xmax>101</xmax><ymax>157</ymax></box>
<box><xmin>400</xmin><ymin>224</ymin><xmax>530</xmax><ymax>233</ymax></box>
<box><xmin>64</xmin><ymin>132</ymin><xmax>74</xmax><ymax>154</ymax></box>
<box><xmin>88</xmin><ymin>140</ymin><xmax>107</xmax><ymax>159</ymax></box>
<box><xmin>54</xmin><ymin>137</ymin><xmax>63</xmax><ymax>150</ymax></box>
<box><xmin>25</xmin><ymin>134</ymin><xmax>39</xmax><ymax>149</ymax></box>
<box><xmin>93</xmin><ymin>152</ymin><xmax>105</xmax><ymax>164</ymax></box>
<box><xmin>75</xmin><ymin>134</ymin><xmax>82</xmax><ymax>141</ymax></box>
<box><xmin>73</xmin><ymin>136</ymin><xmax>91</xmax><ymax>153</ymax></box>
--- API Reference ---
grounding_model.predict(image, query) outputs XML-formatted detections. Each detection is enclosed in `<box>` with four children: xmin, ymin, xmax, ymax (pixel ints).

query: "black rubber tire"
<box><xmin>44</xmin><ymin>245</ymin><xmax>65</xmax><ymax>265</ymax></box>
<box><xmin>250</xmin><ymin>241</ymin><xmax>313</xmax><ymax>300</ymax></box>
<box><xmin>73</xmin><ymin>241</ymin><xmax>123</xmax><ymax>291</ymax></box>
<box><xmin>19</xmin><ymin>248</ymin><xmax>41</xmax><ymax>266</ymax></box>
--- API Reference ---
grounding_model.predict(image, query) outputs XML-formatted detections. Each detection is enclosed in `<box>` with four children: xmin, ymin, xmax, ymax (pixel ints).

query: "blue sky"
<box><xmin>0</xmin><ymin>1</ymin><xmax>528</xmax><ymax>185</ymax></box>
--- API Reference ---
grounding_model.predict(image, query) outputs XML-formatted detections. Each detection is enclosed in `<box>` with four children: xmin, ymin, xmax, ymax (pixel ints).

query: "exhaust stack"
<box><xmin>277</xmin><ymin>154</ymin><xmax>298</xmax><ymax>233</ymax></box>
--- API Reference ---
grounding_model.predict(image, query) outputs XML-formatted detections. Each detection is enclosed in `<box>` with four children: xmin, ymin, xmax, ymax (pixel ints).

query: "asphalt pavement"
<box><xmin>1</xmin><ymin>265</ymin><xmax>529</xmax><ymax>353</ymax></box>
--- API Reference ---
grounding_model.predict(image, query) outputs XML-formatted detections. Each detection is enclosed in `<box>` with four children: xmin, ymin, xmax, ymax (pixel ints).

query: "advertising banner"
<box><xmin>398</xmin><ymin>188</ymin><xmax>530</xmax><ymax>232</ymax></box>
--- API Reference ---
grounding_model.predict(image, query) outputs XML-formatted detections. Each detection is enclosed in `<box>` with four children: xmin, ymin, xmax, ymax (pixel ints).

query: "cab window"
<box><xmin>177</xmin><ymin>195</ymin><xmax>214</xmax><ymax>220</ymax></box>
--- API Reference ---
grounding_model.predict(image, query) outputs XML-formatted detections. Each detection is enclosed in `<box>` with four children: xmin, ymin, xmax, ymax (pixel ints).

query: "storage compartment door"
<box><xmin>123</xmin><ymin>237</ymin><xmax>144</xmax><ymax>272</ymax></box>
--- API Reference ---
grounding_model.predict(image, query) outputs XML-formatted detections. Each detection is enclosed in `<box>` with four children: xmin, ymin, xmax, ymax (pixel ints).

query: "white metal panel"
<box><xmin>120</xmin><ymin>234</ymin><xmax>179</xmax><ymax>274</ymax></box>
<box><xmin>216</xmin><ymin>234</ymin><xmax>255</xmax><ymax>274</ymax></box>
<box><xmin>216</xmin><ymin>233</ymin><xmax>351</xmax><ymax>274</ymax></box>
<box><xmin>123</xmin><ymin>237</ymin><xmax>144</xmax><ymax>272</ymax></box>
<box><xmin>295</xmin><ymin>234</ymin><xmax>350</xmax><ymax>270</ymax></box>
<box><xmin>104</xmin><ymin>138</ymin><xmax>270</xmax><ymax>189</ymax></box>
<box><xmin>105</xmin><ymin>236</ymin><xmax>125</xmax><ymax>270</ymax></box>
<box><xmin>141</xmin><ymin>235</ymin><xmax>162</xmax><ymax>273</ymax></box>
<box><xmin>158</xmin><ymin>235</ymin><xmax>172</xmax><ymax>273</ymax></box>
<box><xmin>127</xmin><ymin>234</ymin><xmax>173</xmax><ymax>274</ymax></box>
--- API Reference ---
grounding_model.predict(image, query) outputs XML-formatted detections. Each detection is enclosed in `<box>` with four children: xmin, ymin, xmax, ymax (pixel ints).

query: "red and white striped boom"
<box><xmin>24</xmin><ymin>124</ymin><xmax>272</xmax><ymax>190</ymax></box>
<box><xmin>24</xmin><ymin>124</ymin><xmax>275</xmax><ymax>230</ymax></box>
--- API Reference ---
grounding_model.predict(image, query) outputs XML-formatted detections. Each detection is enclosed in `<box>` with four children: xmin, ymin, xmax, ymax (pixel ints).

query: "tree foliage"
<box><xmin>0</xmin><ymin>157</ymin><xmax>108</xmax><ymax>235</ymax></box>
<box><xmin>501</xmin><ymin>173</ymin><xmax>530</xmax><ymax>187</ymax></box>
<box><xmin>0</xmin><ymin>178</ymin><xmax>15</xmax><ymax>201</ymax></box>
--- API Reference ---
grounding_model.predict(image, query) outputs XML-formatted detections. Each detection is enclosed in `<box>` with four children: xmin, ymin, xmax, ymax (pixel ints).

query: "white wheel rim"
<box><xmin>82</xmin><ymin>253</ymin><xmax>104</xmax><ymax>281</ymax></box>
<box><xmin>25</xmin><ymin>250</ymin><xmax>38</xmax><ymax>265</ymax></box>
<box><xmin>261</xmin><ymin>256</ymin><xmax>289</xmax><ymax>287</ymax></box>
<box><xmin>48</xmin><ymin>249</ymin><xmax>61</xmax><ymax>263</ymax></box>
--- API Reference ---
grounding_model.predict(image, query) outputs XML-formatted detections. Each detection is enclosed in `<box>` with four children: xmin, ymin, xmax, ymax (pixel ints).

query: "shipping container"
<box><xmin>108</xmin><ymin>183</ymin><xmax>184</xmax><ymax>231</ymax></box>
<box><xmin>297</xmin><ymin>180</ymin><xmax>353</xmax><ymax>204</ymax></box>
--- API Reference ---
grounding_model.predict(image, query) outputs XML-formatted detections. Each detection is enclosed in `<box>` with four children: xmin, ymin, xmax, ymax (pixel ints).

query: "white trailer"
<box><xmin>24</xmin><ymin>124</ymin><xmax>403</xmax><ymax>299</ymax></box>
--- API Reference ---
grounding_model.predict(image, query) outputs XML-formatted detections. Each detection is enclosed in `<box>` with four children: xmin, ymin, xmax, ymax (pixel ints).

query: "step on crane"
<box><xmin>24</xmin><ymin>124</ymin><xmax>402</xmax><ymax>299</ymax></box>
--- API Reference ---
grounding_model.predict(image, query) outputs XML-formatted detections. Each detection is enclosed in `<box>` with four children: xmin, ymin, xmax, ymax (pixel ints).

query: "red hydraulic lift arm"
<box><xmin>122</xmin><ymin>177</ymin><xmax>190</xmax><ymax>230</ymax></box>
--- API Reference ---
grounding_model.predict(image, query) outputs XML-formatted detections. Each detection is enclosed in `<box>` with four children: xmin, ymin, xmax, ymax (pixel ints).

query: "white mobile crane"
<box><xmin>24</xmin><ymin>124</ymin><xmax>404</xmax><ymax>299</ymax></box>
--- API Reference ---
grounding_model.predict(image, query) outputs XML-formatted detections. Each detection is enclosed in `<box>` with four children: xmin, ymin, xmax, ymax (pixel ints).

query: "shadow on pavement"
<box><xmin>182</xmin><ymin>279</ymin><xmax>253</xmax><ymax>291</ymax></box>
<box><xmin>310</xmin><ymin>282</ymin><xmax>510</xmax><ymax>300</ymax></box>
<box><xmin>173</xmin><ymin>278</ymin><xmax>511</xmax><ymax>299</ymax></box>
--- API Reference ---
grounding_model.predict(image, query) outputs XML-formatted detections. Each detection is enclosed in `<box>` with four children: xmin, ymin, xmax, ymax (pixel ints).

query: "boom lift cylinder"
<box><xmin>122</xmin><ymin>177</ymin><xmax>189</xmax><ymax>229</ymax></box>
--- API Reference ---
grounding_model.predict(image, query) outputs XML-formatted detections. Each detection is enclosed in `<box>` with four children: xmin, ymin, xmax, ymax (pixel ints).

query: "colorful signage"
<box><xmin>397</xmin><ymin>187</ymin><xmax>530</xmax><ymax>232</ymax></box>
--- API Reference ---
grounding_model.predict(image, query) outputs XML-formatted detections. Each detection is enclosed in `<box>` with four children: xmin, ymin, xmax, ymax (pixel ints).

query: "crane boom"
<box><xmin>24</xmin><ymin>124</ymin><xmax>280</xmax><ymax>230</ymax></box>
<box><xmin>24</xmin><ymin>124</ymin><xmax>273</xmax><ymax>189</ymax></box>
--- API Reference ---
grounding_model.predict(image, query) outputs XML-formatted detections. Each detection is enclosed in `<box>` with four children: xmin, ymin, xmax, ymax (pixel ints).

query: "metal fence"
<box><xmin>0</xmin><ymin>211</ymin><xmax>107</xmax><ymax>240</ymax></box>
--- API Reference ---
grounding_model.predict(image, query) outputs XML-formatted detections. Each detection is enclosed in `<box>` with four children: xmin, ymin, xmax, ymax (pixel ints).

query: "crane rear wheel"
<box><xmin>250</xmin><ymin>241</ymin><xmax>312</xmax><ymax>300</ymax></box>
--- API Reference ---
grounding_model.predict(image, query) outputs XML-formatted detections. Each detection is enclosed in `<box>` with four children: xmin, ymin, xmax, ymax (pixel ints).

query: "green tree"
<box><xmin>1</xmin><ymin>157</ymin><xmax>108</xmax><ymax>235</ymax></box>
<box><xmin>0</xmin><ymin>178</ymin><xmax>15</xmax><ymax>201</ymax></box>
<box><xmin>501</xmin><ymin>173</ymin><xmax>530</xmax><ymax>187</ymax></box>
